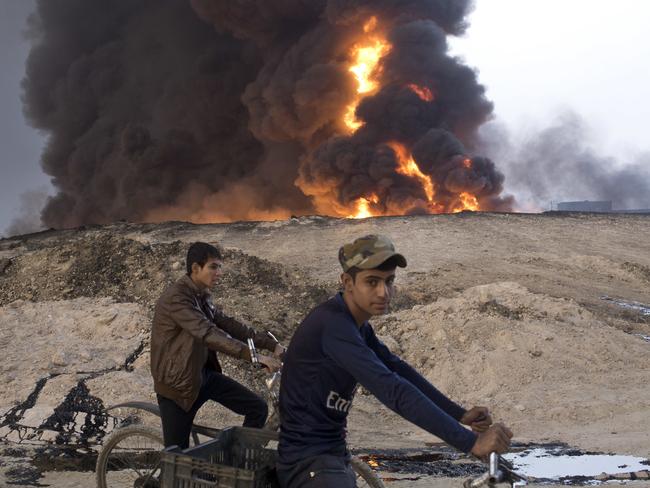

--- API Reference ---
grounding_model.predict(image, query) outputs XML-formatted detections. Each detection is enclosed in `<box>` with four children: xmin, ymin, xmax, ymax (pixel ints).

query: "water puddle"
<box><xmin>505</xmin><ymin>446</ymin><xmax>650</xmax><ymax>482</ymax></box>
<box><xmin>601</xmin><ymin>295</ymin><xmax>650</xmax><ymax>316</ymax></box>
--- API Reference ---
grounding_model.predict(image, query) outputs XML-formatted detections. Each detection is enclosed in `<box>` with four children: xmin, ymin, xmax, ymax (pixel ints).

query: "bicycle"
<box><xmin>464</xmin><ymin>453</ymin><xmax>528</xmax><ymax>488</ymax></box>
<box><xmin>95</xmin><ymin>337</ymin><xmax>383</xmax><ymax>487</ymax></box>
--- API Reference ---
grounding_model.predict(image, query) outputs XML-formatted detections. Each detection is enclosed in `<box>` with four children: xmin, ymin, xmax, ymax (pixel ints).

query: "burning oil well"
<box><xmin>22</xmin><ymin>0</ymin><xmax>513</xmax><ymax>229</ymax></box>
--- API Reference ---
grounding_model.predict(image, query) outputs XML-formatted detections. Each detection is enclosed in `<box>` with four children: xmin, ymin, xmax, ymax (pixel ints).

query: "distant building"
<box><xmin>556</xmin><ymin>200</ymin><xmax>613</xmax><ymax>212</ymax></box>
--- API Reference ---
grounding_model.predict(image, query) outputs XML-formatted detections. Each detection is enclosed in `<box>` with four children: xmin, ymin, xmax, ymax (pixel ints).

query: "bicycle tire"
<box><xmin>95</xmin><ymin>425</ymin><xmax>164</xmax><ymax>488</ymax></box>
<box><xmin>351</xmin><ymin>456</ymin><xmax>385</xmax><ymax>488</ymax></box>
<box><xmin>96</xmin><ymin>424</ymin><xmax>384</xmax><ymax>488</ymax></box>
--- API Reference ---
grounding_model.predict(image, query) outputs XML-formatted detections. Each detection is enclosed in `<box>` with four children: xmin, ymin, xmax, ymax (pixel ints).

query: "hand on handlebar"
<box><xmin>461</xmin><ymin>406</ymin><xmax>493</xmax><ymax>433</ymax></box>
<box><xmin>257</xmin><ymin>353</ymin><xmax>282</xmax><ymax>373</ymax></box>
<box><xmin>470</xmin><ymin>423</ymin><xmax>513</xmax><ymax>460</ymax></box>
<box><xmin>273</xmin><ymin>343</ymin><xmax>287</xmax><ymax>360</ymax></box>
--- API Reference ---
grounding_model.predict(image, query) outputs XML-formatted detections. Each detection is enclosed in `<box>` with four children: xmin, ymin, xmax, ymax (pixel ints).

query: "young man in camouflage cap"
<box><xmin>277</xmin><ymin>235</ymin><xmax>513</xmax><ymax>488</ymax></box>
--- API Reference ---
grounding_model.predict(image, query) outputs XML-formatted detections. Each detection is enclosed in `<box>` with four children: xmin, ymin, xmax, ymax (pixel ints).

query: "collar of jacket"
<box><xmin>179</xmin><ymin>274</ymin><xmax>211</xmax><ymax>299</ymax></box>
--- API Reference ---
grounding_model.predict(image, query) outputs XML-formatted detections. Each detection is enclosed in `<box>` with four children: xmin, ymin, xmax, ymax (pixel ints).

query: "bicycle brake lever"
<box><xmin>247</xmin><ymin>337</ymin><xmax>262</xmax><ymax>368</ymax></box>
<box><xmin>265</xmin><ymin>330</ymin><xmax>279</xmax><ymax>343</ymax></box>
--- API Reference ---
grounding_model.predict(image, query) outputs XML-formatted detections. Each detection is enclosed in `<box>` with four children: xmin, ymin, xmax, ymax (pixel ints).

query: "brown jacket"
<box><xmin>150</xmin><ymin>275</ymin><xmax>277</xmax><ymax>411</ymax></box>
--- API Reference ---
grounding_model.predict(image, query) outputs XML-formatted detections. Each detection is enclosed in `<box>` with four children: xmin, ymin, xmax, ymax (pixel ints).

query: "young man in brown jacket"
<box><xmin>151</xmin><ymin>242</ymin><xmax>283</xmax><ymax>449</ymax></box>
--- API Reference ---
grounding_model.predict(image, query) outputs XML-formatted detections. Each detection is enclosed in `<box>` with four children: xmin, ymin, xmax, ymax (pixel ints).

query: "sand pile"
<box><xmin>374</xmin><ymin>282</ymin><xmax>650</xmax><ymax>434</ymax></box>
<box><xmin>0</xmin><ymin>232</ymin><xmax>334</xmax><ymax>461</ymax></box>
<box><xmin>0</xmin><ymin>215</ymin><xmax>648</xmax><ymax>484</ymax></box>
<box><xmin>0</xmin><ymin>233</ymin><xmax>331</xmax><ymax>342</ymax></box>
<box><xmin>0</xmin><ymin>298</ymin><xmax>148</xmax><ymax>405</ymax></box>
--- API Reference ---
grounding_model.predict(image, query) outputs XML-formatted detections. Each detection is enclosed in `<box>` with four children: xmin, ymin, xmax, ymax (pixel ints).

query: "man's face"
<box><xmin>343</xmin><ymin>268</ymin><xmax>396</xmax><ymax>317</ymax></box>
<box><xmin>191</xmin><ymin>257</ymin><xmax>223</xmax><ymax>289</ymax></box>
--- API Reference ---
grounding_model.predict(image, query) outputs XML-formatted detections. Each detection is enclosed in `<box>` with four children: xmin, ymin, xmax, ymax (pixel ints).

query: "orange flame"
<box><xmin>460</xmin><ymin>192</ymin><xmax>479</xmax><ymax>211</ymax></box>
<box><xmin>342</xmin><ymin>143</ymin><xmax>482</xmax><ymax>218</ymax></box>
<box><xmin>343</xmin><ymin>18</ymin><xmax>391</xmax><ymax>132</ymax></box>
<box><xmin>307</xmin><ymin>17</ymin><xmax>482</xmax><ymax>219</ymax></box>
<box><xmin>363</xmin><ymin>16</ymin><xmax>378</xmax><ymax>33</ymax></box>
<box><xmin>388</xmin><ymin>141</ymin><xmax>435</xmax><ymax>202</ymax></box>
<box><xmin>451</xmin><ymin>192</ymin><xmax>479</xmax><ymax>212</ymax></box>
<box><xmin>407</xmin><ymin>83</ymin><xmax>434</xmax><ymax>102</ymax></box>
<box><xmin>348</xmin><ymin>194</ymin><xmax>379</xmax><ymax>219</ymax></box>
<box><xmin>308</xmin><ymin>144</ymin><xmax>481</xmax><ymax>218</ymax></box>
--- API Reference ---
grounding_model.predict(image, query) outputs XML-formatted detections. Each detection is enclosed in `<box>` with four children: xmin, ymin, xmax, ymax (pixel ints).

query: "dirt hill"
<box><xmin>0</xmin><ymin>212</ymin><xmax>648</xmax><ymax>486</ymax></box>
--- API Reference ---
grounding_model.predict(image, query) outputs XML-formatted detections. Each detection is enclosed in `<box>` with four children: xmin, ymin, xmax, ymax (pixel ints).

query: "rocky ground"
<box><xmin>0</xmin><ymin>212</ymin><xmax>649</xmax><ymax>487</ymax></box>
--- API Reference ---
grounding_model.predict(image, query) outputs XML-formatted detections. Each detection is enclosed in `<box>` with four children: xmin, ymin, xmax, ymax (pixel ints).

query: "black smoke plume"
<box><xmin>22</xmin><ymin>0</ymin><xmax>512</xmax><ymax>229</ymax></box>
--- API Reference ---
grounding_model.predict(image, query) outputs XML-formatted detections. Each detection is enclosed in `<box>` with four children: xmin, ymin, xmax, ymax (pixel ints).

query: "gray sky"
<box><xmin>1</xmin><ymin>0</ymin><xmax>48</xmax><ymax>237</ymax></box>
<box><xmin>1</xmin><ymin>0</ymin><xmax>649</xmax><ymax>236</ymax></box>
<box><xmin>450</xmin><ymin>0</ymin><xmax>650</xmax><ymax>158</ymax></box>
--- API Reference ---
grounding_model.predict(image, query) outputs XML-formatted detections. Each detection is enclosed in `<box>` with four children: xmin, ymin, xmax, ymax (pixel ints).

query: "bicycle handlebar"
<box><xmin>464</xmin><ymin>453</ymin><xmax>527</xmax><ymax>488</ymax></box>
<box><xmin>247</xmin><ymin>337</ymin><xmax>261</xmax><ymax>367</ymax></box>
<box><xmin>247</xmin><ymin>330</ymin><xmax>281</xmax><ymax>369</ymax></box>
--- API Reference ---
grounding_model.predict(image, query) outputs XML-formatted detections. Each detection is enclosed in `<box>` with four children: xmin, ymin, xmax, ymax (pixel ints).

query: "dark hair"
<box><xmin>346</xmin><ymin>255</ymin><xmax>401</xmax><ymax>282</ymax></box>
<box><xmin>186</xmin><ymin>242</ymin><xmax>222</xmax><ymax>275</ymax></box>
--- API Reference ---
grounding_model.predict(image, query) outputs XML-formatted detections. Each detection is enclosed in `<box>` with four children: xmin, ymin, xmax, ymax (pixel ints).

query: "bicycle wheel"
<box><xmin>96</xmin><ymin>425</ymin><xmax>164</xmax><ymax>488</ymax></box>
<box><xmin>351</xmin><ymin>456</ymin><xmax>385</xmax><ymax>488</ymax></box>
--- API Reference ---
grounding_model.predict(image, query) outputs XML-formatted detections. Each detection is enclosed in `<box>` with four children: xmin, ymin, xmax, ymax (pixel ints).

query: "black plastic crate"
<box><xmin>160</xmin><ymin>427</ymin><xmax>279</xmax><ymax>488</ymax></box>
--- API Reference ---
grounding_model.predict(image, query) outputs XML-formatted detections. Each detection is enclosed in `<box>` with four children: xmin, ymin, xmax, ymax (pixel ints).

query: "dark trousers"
<box><xmin>157</xmin><ymin>369</ymin><xmax>268</xmax><ymax>449</ymax></box>
<box><xmin>277</xmin><ymin>454</ymin><xmax>356</xmax><ymax>488</ymax></box>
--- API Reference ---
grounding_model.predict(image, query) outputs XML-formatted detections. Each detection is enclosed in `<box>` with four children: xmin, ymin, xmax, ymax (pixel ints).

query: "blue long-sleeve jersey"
<box><xmin>278</xmin><ymin>293</ymin><xmax>477</xmax><ymax>465</ymax></box>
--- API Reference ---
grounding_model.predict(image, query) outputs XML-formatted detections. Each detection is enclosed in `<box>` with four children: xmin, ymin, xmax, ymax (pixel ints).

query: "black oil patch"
<box><xmin>39</xmin><ymin>380</ymin><xmax>108</xmax><ymax>446</ymax></box>
<box><xmin>0</xmin><ymin>377</ymin><xmax>49</xmax><ymax>429</ymax></box>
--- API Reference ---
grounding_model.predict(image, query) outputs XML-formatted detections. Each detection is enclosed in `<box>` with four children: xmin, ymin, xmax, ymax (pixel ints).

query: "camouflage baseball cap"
<box><xmin>338</xmin><ymin>235</ymin><xmax>407</xmax><ymax>272</ymax></box>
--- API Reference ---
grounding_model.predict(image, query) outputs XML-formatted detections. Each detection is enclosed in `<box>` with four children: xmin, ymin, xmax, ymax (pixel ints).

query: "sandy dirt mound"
<box><xmin>0</xmin><ymin>214</ymin><xmax>648</xmax><ymax>486</ymax></box>
<box><xmin>0</xmin><ymin>234</ymin><xmax>332</xmax><ymax>343</ymax></box>
<box><xmin>0</xmin><ymin>298</ymin><xmax>147</xmax><ymax>406</ymax></box>
<box><xmin>0</xmin><ymin>232</ymin><xmax>338</xmax><ymax>485</ymax></box>
<box><xmin>369</xmin><ymin>281</ymin><xmax>650</xmax><ymax>452</ymax></box>
<box><xmin>0</xmin><ymin>298</ymin><xmax>148</xmax><ymax>446</ymax></box>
